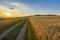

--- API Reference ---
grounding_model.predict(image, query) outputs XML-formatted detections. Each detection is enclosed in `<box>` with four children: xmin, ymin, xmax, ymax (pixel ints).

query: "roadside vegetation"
<box><xmin>2</xmin><ymin>18</ymin><xmax>26</xmax><ymax>40</ymax></box>
<box><xmin>0</xmin><ymin>18</ymin><xmax>25</xmax><ymax>34</ymax></box>
<box><xmin>24</xmin><ymin>19</ymin><xmax>36</xmax><ymax>40</ymax></box>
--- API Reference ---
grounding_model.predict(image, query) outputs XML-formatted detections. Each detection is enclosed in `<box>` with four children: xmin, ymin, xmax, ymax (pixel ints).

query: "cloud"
<box><xmin>0</xmin><ymin>5</ymin><xmax>20</xmax><ymax>13</ymax></box>
<box><xmin>11</xmin><ymin>2</ymin><xmax>27</xmax><ymax>9</ymax></box>
<box><xmin>10</xmin><ymin>2</ymin><xmax>33</xmax><ymax>11</ymax></box>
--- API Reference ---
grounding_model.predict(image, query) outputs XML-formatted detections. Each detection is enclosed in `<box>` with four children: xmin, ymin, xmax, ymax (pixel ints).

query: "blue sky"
<box><xmin>0</xmin><ymin>0</ymin><xmax>60</xmax><ymax>15</ymax></box>
<box><xmin>11</xmin><ymin>0</ymin><xmax>60</xmax><ymax>12</ymax></box>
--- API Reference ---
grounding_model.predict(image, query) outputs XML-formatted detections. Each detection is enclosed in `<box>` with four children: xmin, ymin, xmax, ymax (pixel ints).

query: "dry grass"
<box><xmin>29</xmin><ymin>16</ymin><xmax>60</xmax><ymax>40</ymax></box>
<box><xmin>0</xmin><ymin>18</ymin><xmax>23</xmax><ymax>33</ymax></box>
<box><xmin>0</xmin><ymin>19</ymin><xmax>17</xmax><ymax>25</ymax></box>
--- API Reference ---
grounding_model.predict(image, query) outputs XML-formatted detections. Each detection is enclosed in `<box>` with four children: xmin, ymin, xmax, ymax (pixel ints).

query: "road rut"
<box><xmin>16</xmin><ymin>21</ymin><xmax>27</xmax><ymax>40</ymax></box>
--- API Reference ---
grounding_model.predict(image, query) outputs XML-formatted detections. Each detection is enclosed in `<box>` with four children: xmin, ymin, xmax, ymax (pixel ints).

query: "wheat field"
<box><xmin>29</xmin><ymin>16</ymin><xmax>60</xmax><ymax>40</ymax></box>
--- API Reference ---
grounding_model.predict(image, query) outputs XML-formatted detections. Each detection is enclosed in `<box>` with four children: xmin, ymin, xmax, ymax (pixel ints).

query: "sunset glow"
<box><xmin>0</xmin><ymin>0</ymin><xmax>60</xmax><ymax>18</ymax></box>
<box><xmin>5</xmin><ymin>12</ymin><xmax>11</xmax><ymax>16</ymax></box>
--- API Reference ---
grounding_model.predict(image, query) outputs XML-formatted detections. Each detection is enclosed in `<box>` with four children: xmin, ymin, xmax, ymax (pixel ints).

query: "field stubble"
<box><xmin>29</xmin><ymin>16</ymin><xmax>60</xmax><ymax>40</ymax></box>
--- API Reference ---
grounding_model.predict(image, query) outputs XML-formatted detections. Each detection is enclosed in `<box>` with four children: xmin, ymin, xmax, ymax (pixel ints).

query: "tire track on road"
<box><xmin>16</xmin><ymin>21</ymin><xmax>27</xmax><ymax>40</ymax></box>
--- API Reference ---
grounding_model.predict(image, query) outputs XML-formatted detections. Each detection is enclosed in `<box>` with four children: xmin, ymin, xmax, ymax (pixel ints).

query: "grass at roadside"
<box><xmin>24</xmin><ymin>19</ymin><xmax>37</xmax><ymax>40</ymax></box>
<box><xmin>2</xmin><ymin>19</ymin><xmax>26</xmax><ymax>40</ymax></box>
<box><xmin>0</xmin><ymin>18</ymin><xmax>25</xmax><ymax>33</ymax></box>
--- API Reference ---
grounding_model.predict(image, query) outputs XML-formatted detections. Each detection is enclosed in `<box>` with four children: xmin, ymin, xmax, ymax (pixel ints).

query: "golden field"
<box><xmin>29</xmin><ymin>16</ymin><xmax>60</xmax><ymax>40</ymax></box>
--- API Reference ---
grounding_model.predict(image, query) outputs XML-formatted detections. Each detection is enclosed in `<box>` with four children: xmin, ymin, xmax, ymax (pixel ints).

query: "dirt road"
<box><xmin>16</xmin><ymin>21</ymin><xmax>27</xmax><ymax>40</ymax></box>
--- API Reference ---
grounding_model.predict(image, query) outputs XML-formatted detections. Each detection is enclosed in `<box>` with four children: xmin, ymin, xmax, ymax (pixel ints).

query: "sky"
<box><xmin>0</xmin><ymin>0</ymin><xmax>60</xmax><ymax>17</ymax></box>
